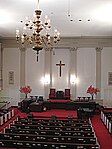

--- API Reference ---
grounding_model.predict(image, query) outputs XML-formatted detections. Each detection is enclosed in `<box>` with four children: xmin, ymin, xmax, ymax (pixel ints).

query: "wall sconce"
<box><xmin>41</xmin><ymin>74</ymin><xmax>50</xmax><ymax>85</ymax></box>
<box><xmin>70</xmin><ymin>74</ymin><xmax>79</xmax><ymax>85</ymax></box>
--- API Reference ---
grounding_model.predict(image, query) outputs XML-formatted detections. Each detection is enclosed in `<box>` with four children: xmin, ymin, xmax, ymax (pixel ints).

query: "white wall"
<box><xmin>2</xmin><ymin>47</ymin><xmax>45</xmax><ymax>104</ymax></box>
<box><xmin>77</xmin><ymin>48</ymin><xmax>96</xmax><ymax>97</ymax></box>
<box><xmin>1</xmin><ymin>43</ymin><xmax>112</xmax><ymax>107</ymax></box>
<box><xmin>26</xmin><ymin>48</ymin><xmax>45</xmax><ymax>97</ymax></box>
<box><xmin>101</xmin><ymin>47</ymin><xmax>112</xmax><ymax>106</ymax></box>
<box><xmin>52</xmin><ymin>48</ymin><xmax>70</xmax><ymax>91</ymax></box>
<box><xmin>3</xmin><ymin>48</ymin><xmax>20</xmax><ymax>106</ymax></box>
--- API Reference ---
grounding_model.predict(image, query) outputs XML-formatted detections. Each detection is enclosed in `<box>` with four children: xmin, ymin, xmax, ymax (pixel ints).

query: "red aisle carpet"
<box><xmin>91</xmin><ymin>115</ymin><xmax>112</xmax><ymax>149</ymax></box>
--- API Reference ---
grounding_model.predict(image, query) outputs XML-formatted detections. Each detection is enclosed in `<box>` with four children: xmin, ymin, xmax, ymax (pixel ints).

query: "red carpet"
<box><xmin>31</xmin><ymin>109</ymin><xmax>77</xmax><ymax>119</ymax></box>
<box><xmin>91</xmin><ymin>115</ymin><xmax>112</xmax><ymax>149</ymax></box>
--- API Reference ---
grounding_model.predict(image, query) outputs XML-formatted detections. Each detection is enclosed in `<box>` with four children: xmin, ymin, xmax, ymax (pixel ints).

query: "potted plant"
<box><xmin>20</xmin><ymin>86</ymin><xmax>32</xmax><ymax>98</ymax></box>
<box><xmin>87</xmin><ymin>85</ymin><xmax>100</xmax><ymax>100</ymax></box>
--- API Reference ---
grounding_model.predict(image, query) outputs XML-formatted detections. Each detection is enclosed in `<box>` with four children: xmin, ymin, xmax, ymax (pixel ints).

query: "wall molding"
<box><xmin>0</xmin><ymin>36</ymin><xmax>112</xmax><ymax>48</ymax></box>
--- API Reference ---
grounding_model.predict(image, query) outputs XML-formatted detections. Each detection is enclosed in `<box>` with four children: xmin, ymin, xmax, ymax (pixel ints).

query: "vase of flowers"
<box><xmin>87</xmin><ymin>85</ymin><xmax>100</xmax><ymax>100</ymax></box>
<box><xmin>20</xmin><ymin>86</ymin><xmax>32</xmax><ymax>99</ymax></box>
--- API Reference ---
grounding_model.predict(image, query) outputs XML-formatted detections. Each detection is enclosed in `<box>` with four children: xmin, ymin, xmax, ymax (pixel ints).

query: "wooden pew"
<box><xmin>10</xmin><ymin>124</ymin><xmax>93</xmax><ymax>131</ymax></box>
<box><xmin>101</xmin><ymin>109</ymin><xmax>112</xmax><ymax>133</ymax></box>
<box><xmin>0</xmin><ymin>115</ymin><xmax>100</xmax><ymax>148</ymax></box>
<box><xmin>5</xmin><ymin>128</ymin><xmax>95</xmax><ymax>137</ymax></box>
<box><xmin>0</xmin><ymin>133</ymin><xmax>97</xmax><ymax>144</ymax></box>
<box><xmin>14</xmin><ymin>120</ymin><xmax>91</xmax><ymax>127</ymax></box>
<box><xmin>0</xmin><ymin>139</ymin><xmax>100</xmax><ymax>148</ymax></box>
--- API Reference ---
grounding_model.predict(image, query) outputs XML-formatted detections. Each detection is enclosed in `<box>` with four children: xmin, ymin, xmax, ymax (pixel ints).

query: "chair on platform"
<box><xmin>49</xmin><ymin>88</ymin><xmax>56</xmax><ymax>99</ymax></box>
<box><xmin>64</xmin><ymin>89</ymin><xmax>71</xmax><ymax>99</ymax></box>
<box><xmin>56</xmin><ymin>91</ymin><xmax>64</xmax><ymax>99</ymax></box>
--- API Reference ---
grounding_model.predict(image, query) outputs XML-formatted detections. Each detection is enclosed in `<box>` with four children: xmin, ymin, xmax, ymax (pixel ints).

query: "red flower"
<box><xmin>20</xmin><ymin>86</ymin><xmax>32</xmax><ymax>94</ymax></box>
<box><xmin>94</xmin><ymin>88</ymin><xmax>100</xmax><ymax>95</ymax></box>
<box><xmin>87</xmin><ymin>85</ymin><xmax>100</xmax><ymax>95</ymax></box>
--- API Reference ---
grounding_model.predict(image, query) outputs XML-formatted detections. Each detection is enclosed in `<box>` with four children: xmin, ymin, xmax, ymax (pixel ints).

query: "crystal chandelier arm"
<box><xmin>16</xmin><ymin>29</ymin><xmax>20</xmax><ymax>42</ymax></box>
<box><xmin>16</xmin><ymin>0</ymin><xmax>60</xmax><ymax>62</ymax></box>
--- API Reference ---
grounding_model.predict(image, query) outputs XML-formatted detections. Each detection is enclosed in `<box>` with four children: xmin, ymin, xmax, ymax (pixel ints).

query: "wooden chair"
<box><xmin>64</xmin><ymin>89</ymin><xmax>71</xmax><ymax>99</ymax></box>
<box><xmin>49</xmin><ymin>88</ymin><xmax>56</xmax><ymax>99</ymax></box>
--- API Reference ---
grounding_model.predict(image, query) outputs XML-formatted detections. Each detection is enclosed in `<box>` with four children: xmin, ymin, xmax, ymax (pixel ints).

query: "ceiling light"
<box><xmin>16</xmin><ymin>0</ymin><xmax>60</xmax><ymax>61</ymax></box>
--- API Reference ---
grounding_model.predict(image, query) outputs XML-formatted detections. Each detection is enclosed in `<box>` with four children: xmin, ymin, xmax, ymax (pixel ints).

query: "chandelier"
<box><xmin>16</xmin><ymin>0</ymin><xmax>60</xmax><ymax>61</ymax></box>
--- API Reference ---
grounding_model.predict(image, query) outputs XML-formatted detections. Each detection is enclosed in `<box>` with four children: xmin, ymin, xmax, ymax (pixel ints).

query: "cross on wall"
<box><xmin>56</xmin><ymin>61</ymin><xmax>65</xmax><ymax>77</ymax></box>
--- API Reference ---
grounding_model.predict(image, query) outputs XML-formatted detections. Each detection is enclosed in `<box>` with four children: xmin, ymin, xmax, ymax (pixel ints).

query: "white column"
<box><xmin>69</xmin><ymin>47</ymin><xmax>78</xmax><ymax>100</ymax></box>
<box><xmin>44</xmin><ymin>48</ymin><xmax>52</xmax><ymax>99</ymax></box>
<box><xmin>0</xmin><ymin>43</ymin><xmax>3</xmax><ymax>90</ymax></box>
<box><xmin>20</xmin><ymin>47</ymin><xmax>26</xmax><ymax>99</ymax></box>
<box><xmin>96</xmin><ymin>47</ymin><xmax>102</xmax><ymax>99</ymax></box>
<box><xmin>50</xmin><ymin>48</ymin><xmax>53</xmax><ymax>88</ymax></box>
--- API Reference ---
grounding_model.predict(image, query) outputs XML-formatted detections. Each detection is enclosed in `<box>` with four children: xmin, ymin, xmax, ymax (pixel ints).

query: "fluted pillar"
<box><xmin>96</xmin><ymin>47</ymin><xmax>102</xmax><ymax>99</ymax></box>
<box><xmin>20</xmin><ymin>47</ymin><xmax>26</xmax><ymax>87</ymax></box>
<box><xmin>69</xmin><ymin>47</ymin><xmax>78</xmax><ymax>100</ymax></box>
<box><xmin>44</xmin><ymin>48</ymin><xmax>52</xmax><ymax>99</ymax></box>
<box><xmin>0</xmin><ymin>43</ymin><xmax>3</xmax><ymax>90</ymax></box>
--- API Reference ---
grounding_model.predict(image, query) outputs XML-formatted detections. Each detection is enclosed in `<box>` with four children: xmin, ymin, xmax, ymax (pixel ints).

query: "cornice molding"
<box><xmin>0</xmin><ymin>36</ymin><xmax>112</xmax><ymax>48</ymax></box>
<box><xmin>70</xmin><ymin>47</ymin><xmax>78</xmax><ymax>52</ymax></box>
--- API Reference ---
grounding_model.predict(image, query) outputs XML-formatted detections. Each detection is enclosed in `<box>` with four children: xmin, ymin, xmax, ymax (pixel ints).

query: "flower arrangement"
<box><xmin>20</xmin><ymin>86</ymin><xmax>32</xmax><ymax>98</ymax></box>
<box><xmin>87</xmin><ymin>85</ymin><xmax>100</xmax><ymax>100</ymax></box>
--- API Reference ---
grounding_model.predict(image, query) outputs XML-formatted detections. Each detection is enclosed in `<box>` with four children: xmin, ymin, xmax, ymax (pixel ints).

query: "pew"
<box><xmin>0</xmin><ymin>139</ymin><xmax>100</xmax><ymax>149</ymax></box>
<box><xmin>101</xmin><ymin>108</ymin><xmax>112</xmax><ymax>134</ymax></box>
<box><xmin>5</xmin><ymin>128</ymin><xmax>94</xmax><ymax>137</ymax></box>
<box><xmin>0</xmin><ymin>108</ymin><xmax>14</xmax><ymax>126</ymax></box>
<box><xmin>0</xmin><ymin>115</ymin><xmax>100</xmax><ymax>149</ymax></box>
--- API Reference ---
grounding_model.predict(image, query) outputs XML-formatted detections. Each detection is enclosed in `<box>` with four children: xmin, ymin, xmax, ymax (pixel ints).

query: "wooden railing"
<box><xmin>0</xmin><ymin>101</ymin><xmax>10</xmax><ymax>110</ymax></box>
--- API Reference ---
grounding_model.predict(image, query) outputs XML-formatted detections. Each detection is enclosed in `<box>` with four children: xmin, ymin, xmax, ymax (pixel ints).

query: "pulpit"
<box><xmin>21</xmin><ymin>98</ymin><xmax>33</xmax><ymax>112</ymax></box>
<box><xmin>29</xmin><ymin>102</ymin><xmax>43</xmax><ymax>112</ymax></box>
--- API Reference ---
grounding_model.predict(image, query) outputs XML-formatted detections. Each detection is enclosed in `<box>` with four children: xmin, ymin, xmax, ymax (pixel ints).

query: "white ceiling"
<box><xmin>0</xmin><ymin>0</ymin><xmax>112</xmax><ymax>37</ymax></box>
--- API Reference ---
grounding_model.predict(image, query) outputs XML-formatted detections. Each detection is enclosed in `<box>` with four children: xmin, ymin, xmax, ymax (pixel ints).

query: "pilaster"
<box><xmin>96</xmin><ymin>47</ymin><xmax>102</xmax><ymax>99</ymax></box>
<box><xmin>69</xmin><ymin>47</ymin><xmax>78</xmax><ymax>100</ymax></box>
<box><xmin>44</xmin><ymin>48</ymin><xmax>52</xmax><ymax>99</ymax></box>
<box><xmin>20</xmin><ymin>47</ymin><xmax>26</xmax><ymax>87</ymax></box>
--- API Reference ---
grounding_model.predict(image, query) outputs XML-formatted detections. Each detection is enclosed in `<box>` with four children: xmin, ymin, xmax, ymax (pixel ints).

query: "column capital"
<box><xmin>96</xmin><ymin>47</ymin><xmax>103</xmax><ymax>52</ymax></box>
<box><xmin>45</xmin><ymin>47</ymin><xmax>53</xmax><ymax>51</ymax></box>
<box><xmin>20</xmin><ymin>47</ymin><xmax>27</xmax><ymax>52</ymax></box>
<box><xmin>70</xmin><ymin>47</ymin><xmax>78</xmax><ymax>52</ymax></box>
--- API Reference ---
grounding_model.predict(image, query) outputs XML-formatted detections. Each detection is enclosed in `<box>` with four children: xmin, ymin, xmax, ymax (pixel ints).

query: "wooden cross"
<box><xmin>56</xmin><ymin>61</ymin><xmax>65</xmax><ymax>77</ymax></box>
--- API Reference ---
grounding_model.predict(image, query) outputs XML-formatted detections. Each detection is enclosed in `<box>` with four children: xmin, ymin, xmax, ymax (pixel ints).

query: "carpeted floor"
<box><xmin>91</xmin><ymin>114</ymin><xmax>112</xmax><ymax>149</ymax></box>
<box><xmin>0</xmin><ymin>108</ymin><xmax>112</xmax><ymax>149</ymax></box>
<box><xmin>31</xmin><ymin>109</ymin><xmax>77</xmax><ymax>119</ymax></box>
